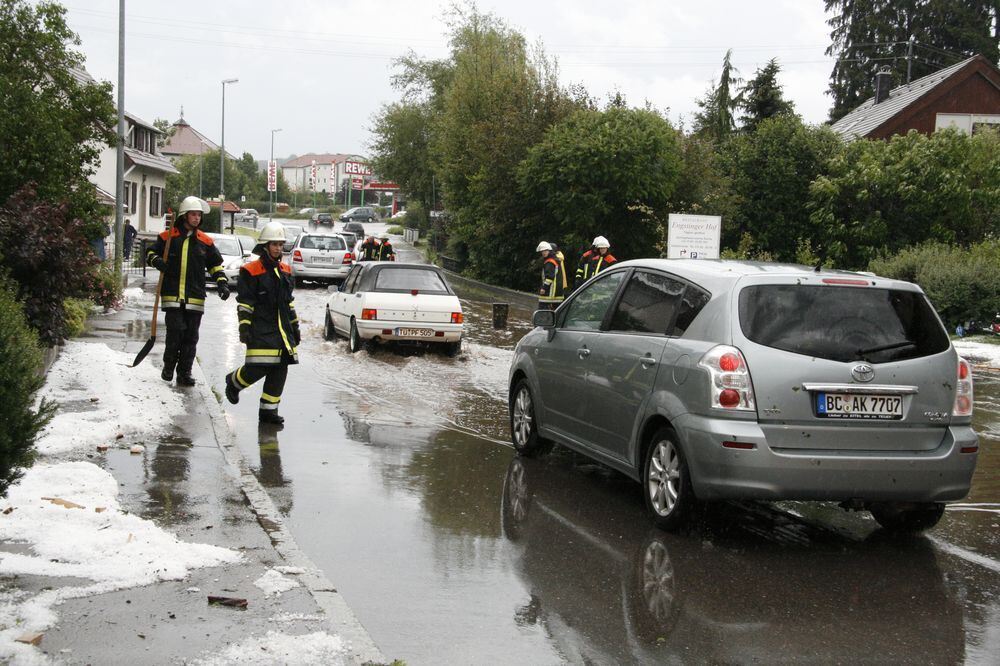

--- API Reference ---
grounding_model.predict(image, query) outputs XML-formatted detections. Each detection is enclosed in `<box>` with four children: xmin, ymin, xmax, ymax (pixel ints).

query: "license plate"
<box><xmin>312</xmin><ymin>256</ymin><xmax>333</xmax><ymax>264</ymax></box>
<box><xmin>396</xmin><ymin>328</ymin><xmax>433</xmax><ymax>337</ymax></box>
<box><xmin>816</xmin><ymin>393</ymin><xmax>902</xmax><ymax>420</ymax></box>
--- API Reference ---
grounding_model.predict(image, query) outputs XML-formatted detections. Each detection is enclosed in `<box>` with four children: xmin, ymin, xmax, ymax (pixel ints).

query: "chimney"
<box><xmin>874</xmin><ymin>67</ymin><xmax>893</xmax><ymax>104</ymax></box>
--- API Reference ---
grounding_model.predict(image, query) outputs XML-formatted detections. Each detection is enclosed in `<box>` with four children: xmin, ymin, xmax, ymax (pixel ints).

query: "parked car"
<box><xmin>309</xmin><ymin>212</ymin><xmax>334</xmax><ymax>229</ymax></box>
<box><xmin>508</xmin><ymin>259</ymin><xmax>978</xmax><ymax>533</ymax></box>
<box><xmin>339</xmin><ymin>206</ymin><xmax>379</xmax><ymax>224</ymax></box>
<box><xmin>342</xmin><ymin>221</ymin><xmax>365</xmax><ymax>238</ymax></box>
<box><xmin>205</xmin><ymin>232</ymin><xmax>248</xmax><ymax>283</ymax></box>
<box><xmin>324</xmin><ymin>262</ymin><xmax>463</xmax><ymax>355</ymax></box>
<box><xmin>389</xmin><ymin>209</ymin><xmax>407</xmax><ymax>220</ymax></box>
<box><xmin>236</xmin><ymin>234</ymin><xmax>257</xmax><ymax>257</ymax></box>
<box><xmin>298</xmin><ymin>207</ymin><xmax>317</xmax><ymax>216</ymax></box>
<box><xmin>236</xmin><ymin>208</ymin><xmax>259</xmax><ymax>226</ymax></box>
<box><xmin>290</xmin><ymin>232</ymin><xmax>354</xmax><ymax>286</ymax></box>
<box><xmin>281</xmin><ymin>224</ymin><xmax>305</xmax><ymax>254</ymax></box>
<box><xmin>338</xmin><ymin>230</ymin><xmax>359</xmax><ymax>249</ymax></box>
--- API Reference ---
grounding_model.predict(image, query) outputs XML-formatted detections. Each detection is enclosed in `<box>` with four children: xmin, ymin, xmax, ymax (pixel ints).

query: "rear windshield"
<box><xmin>739</xmin><ymin>285</ymin><xmax>949</xmax><ymax>363</ymax></box>
<box><xmin>300</xmin><ymin>235</ymin><xmax>345</xmax><ymax>250</ymax></box>
<box><xmin>374</xmin><ymin>268</ymin><xmax>449</xmax><ymax>294</ymax></box>
<box><xmin>214</xmin><ymin>238</ymin><xmax>241</xmax><ymax>256</ymax></box>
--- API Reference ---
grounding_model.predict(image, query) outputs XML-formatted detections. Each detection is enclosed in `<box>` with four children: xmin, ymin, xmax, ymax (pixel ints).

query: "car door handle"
<box><xmin>640</xmin><ymin>356</ymin><xmax>657</xmax><ymax>368</ymax></box>
<box><xmin>577</xmin><ymin>348</ymin><xmax>590</xmax><ymax>359</ymax></box>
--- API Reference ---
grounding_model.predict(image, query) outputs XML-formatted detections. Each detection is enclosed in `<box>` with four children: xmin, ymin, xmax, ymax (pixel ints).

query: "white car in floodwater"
<box><xmin>323</xmin><ymin>262</ymin><xmax>464</xmax><ymax>356</ymax></box>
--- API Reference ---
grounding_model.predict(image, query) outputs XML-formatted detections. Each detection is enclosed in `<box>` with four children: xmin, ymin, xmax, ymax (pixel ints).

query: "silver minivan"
<box><xmin>508</xmin><ymin>259</ymin><xmax>978</xmax><ymax>532</ymax></box>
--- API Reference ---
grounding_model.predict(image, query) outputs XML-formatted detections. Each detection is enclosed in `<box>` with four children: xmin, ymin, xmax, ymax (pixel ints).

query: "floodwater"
<box><xmin>126</xmin><ymin>240</ymin><xmax>1000</xmax><ymax>665</ymax></box>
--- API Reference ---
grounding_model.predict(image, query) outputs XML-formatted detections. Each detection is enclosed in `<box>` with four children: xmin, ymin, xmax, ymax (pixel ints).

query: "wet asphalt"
<box><xmin>121</xmin><ymin>231</ymin><xmax>1000</xmax><ymax>665</ymax></box>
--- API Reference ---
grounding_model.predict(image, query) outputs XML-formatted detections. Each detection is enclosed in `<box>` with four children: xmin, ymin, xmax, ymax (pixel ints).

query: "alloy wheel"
<box><xmin>647</xmin><ymin>439</ymin><xmax>681</xmax><ymax>516</ymax></box>
<box><xmin>512</xmin><ymin>387</ymin><xmax>533</xmax><ymax>449</ymax></box>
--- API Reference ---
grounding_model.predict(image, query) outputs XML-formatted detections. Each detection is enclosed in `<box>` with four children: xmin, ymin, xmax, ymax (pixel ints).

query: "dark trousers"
<box><xmin>229</xmin><ymin>362</ymin><xmax>289</xmax><ymax>412</ymax></box>
<box><xmin>163</xmin><ymin>308</ymin><xmax>202</xmax><ymax>375</ymax></box>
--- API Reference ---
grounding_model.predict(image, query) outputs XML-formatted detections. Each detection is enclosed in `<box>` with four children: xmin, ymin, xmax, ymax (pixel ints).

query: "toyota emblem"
<box><xmin>852</xmin><ymin>363</ymin><xmax>875</xmax><ymax>382</ymax></box>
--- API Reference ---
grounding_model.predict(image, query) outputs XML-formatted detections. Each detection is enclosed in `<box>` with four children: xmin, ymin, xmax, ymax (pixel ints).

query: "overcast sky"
<box><xmin>62</xmin><ymin>0</ymin><xmax>836</xmax><ymax>160</ymax></box>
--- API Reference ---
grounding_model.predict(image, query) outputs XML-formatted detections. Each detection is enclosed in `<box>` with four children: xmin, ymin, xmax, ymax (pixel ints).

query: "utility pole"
<box><xmin>907</xmin><ymin>35</ymin><xmax>915</xmax><ymax>84</ymax></box>
<box><xmin>221</xmin><ymin>78</ymin><xmax>238</xmax><ymax>233</ymax></box>
<box><xmin>113</xmin><ymin>0</ymin><xmax>125</xmax><ymax>279</ymax></box>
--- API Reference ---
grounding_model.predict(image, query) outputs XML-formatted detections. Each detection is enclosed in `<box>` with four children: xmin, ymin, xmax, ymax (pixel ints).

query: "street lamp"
<box><xmin>270</xmin><ymin>128</ymin><xmax>282</xmax><ymax>221</ymax></box>
<box><xmin>220</xmin><ymin>77</ymin><xmax>238</xmax><ymax>232</ymax></box>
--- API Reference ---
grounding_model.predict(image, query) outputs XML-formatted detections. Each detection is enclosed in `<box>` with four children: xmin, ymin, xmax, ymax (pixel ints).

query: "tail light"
<box><xmin>451</xmin><ymin>312</ymin><xmax>463</xmax><ymax>324</ymax></box>
<box><xmin>361</xmin><ymin>308</ymin><xmax>377</xmax><ymax>320</ymax></box>
<box><xmin>953</xmin><ymin>357</ymin><xmax>974</xmax><ymax>417</ymax></box>
<box><xmin>343</xmin><ymin>252</ymin><xmax>353</xmax><ymax>264</ymax></box>
<box><xmin>292</xmin><ymin>250</ymin><xmax>303</xmax><ymax>263</ymax></box>
<box><xmin>699</xmin><ymin>345</ymin><xmax>756</xmax><ymax>412</ymax></box>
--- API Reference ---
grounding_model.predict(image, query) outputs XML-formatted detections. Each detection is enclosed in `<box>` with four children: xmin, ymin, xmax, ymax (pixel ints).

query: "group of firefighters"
<box><xmin>147</xmin><ymin>194</ymin><xmax>616</xmax><ymax>425</ymax></box>
<box><xmin>536</xmin><ymin>235</ymin><xmax>617</xmax><ymax>309</ymax></box>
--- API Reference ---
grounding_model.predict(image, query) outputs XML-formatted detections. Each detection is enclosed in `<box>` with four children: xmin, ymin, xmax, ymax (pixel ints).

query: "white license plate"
<box><xmin>816</xmin><ymin>393</ymin><xmax>902</xmax><ymax>420</ymax></box>
<box><xmin>396</xmin><ymin>328</ymin><xmax>434</xmax><ymax>337</ymax></box>
<box><xmin>312</xmin><ymin>256</ymin><xmax>333</xmax><ymax>264</ymax></box>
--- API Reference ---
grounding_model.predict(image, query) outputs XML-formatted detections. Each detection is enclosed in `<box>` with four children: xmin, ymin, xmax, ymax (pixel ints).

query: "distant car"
<box><xmin>342</xmin><ymin>221</ymin><xmax>365</xmax><ymax>237</ymax></box>
<box><xmin>309</xmin><ymin>212</ymin><xmax>334</xmax><ymax>229</ymax></box>
<box><xmin>338</xmin><ymin>230</ymin><xmax>359</xmax><ymax>249</ymax></box>
<box><xmin>339</xmin><ymin>206</ymin><xmax>379</xmax><ymax>224</ymax></box>
<box><xmin>509</xmin><ymin>259</ymin><xmax>978</xmax><ymax>533</ymax></box>
<box><xmin>236</xmin><ymin>208</ymin><xmax>259</xmax><ymax>226</ymax></box>
<box><xmin>281</xmin><ymin>224</ymin><xmax>305</xmax><ymax>254</ymax></box>
<box><xmin>390</xmin><ymin>209</ymin><xmax>407</xmax><ymax>220</ymax></box>
<box><xmin>298</xmin><ymin>207</ymin><xmax>317</xmax><ymax>216</ymax></box>
<box><xmin>324</xmin><ymin>262</ymin><xmax>463</xmax><ymax>356</ymax></box>
<box><xmin>290</xmin><ymin>232</ymin><xmax>354</xmax><ymax>286</ymax></box>
<box><xmin>205</xmin><ymin>232</ymin><xmax>248</xmax><ymax>283</ymax></box>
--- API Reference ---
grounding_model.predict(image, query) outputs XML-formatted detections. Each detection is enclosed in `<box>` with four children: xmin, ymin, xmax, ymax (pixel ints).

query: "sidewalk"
<box><xmin>0</xmin><ymin>284</ymin><xmax>384</xmax><ymax>665</ymax></box>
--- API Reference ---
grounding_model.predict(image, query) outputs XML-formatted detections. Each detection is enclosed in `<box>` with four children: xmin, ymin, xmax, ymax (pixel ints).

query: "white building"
<box><xmin>281</xmin><ymin>153</ymin><xmax>369</xmax><ymax>196</ymax></box>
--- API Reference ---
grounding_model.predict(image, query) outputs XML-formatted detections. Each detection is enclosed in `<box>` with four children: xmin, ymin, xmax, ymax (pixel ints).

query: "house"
<box><xmin>281</xmin><ymin>153</ymin><xmax>367</xmax><ymax>195</ymax></box>
<box><xmin>159</xmin><ymin>109</ymin><xmax>228</xmax><ymax>163</ymax></box>
<box><xmin>831</xmin><ymin>55</ymin><xmax>1000</xmax><ymax>141</ymax></box>
<box><xmin>90</xmin><ymin>111</ymin><xmax>179</xmax><ymax>233</ymax></box>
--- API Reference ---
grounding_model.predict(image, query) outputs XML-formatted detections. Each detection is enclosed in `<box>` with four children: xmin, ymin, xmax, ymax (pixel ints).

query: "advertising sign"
<box><xmin>267</xmin><ymin>160</ymin><xmax>277</xmax><ymax>192</ymax></box>
<box><xmin>345</xmin><ymin>161</ymin><xmax>373</xmax><ymax>176</ymax></box>
<box><xmin>667</xmin><ymin>214</ymin><xmax>722</xmax><ymax>259</ymax></box>
<box><xmin>364</xmin><ymin>181</ymin><xmax>400</xmax><ymax>190</ymax></box>
<box><xmin>351</xmin><ymin>176</ymin><xmax>364</xmax><ymax>190</ymax></box>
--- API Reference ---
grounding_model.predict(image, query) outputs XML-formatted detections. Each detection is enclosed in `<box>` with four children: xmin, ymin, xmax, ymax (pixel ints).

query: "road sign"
<box><xmin>667</xmin><ymin>214</ymin><xmax>722</xmax><ymax>259</ymax></box>
<box><xmin>267</xmin><ymin>160</ymin><xmax>277</xmax><ymax>193</ymax></box>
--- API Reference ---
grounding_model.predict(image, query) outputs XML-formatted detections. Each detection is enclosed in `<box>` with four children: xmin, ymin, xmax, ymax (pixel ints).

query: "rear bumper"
<box><xmin>674</xmin><ymin>413</ymin><xmax>978</xmax><ymax>502</ymax></box>
<box><xmin>291</xmin><ymin>262</ymin><xmax>351</xmax><ymax>280</ymax></box>
<box><xmin>356</xmin><ymin>320</ymin><xmax>462</xmax><ymax>344</ymax></box>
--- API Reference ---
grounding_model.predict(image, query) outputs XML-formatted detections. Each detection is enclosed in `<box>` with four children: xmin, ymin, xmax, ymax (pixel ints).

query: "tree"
<box><xmin>825</xmin><ymin>1</ymin><xmax>1000</xmax><ymax>122</ymax></box>
<box><xmin>692</xmin><ymin>49</ymin><xmax>743</xmax><ymax>141</ymax></box>
<box><xmin>740</xmin><ymin>58</ymin><xmax>796</xmax><ymax>133</ymax></box>
<box><xmin>152</xmin><ymin>117</ymin><xmax>177</xmax><ymax>149</ymax></box>
<box><xmin>722</xmin><ymin>115</ymin><xmax>842</xmax><ymax>262</ymax></box>
<box><xmin>517</xmin><ymin>107</ymin><xmax>684</xmax><ymax>278</ymax></box>
<box><xmin>369</xmin><ymin>102</ymin><xmax>436</xmax><ymax>211</ymax></box>
<box><xmin>0</xmin><ymin>0</ymin><xmax>115</xmax><ymax>237</ymax></box>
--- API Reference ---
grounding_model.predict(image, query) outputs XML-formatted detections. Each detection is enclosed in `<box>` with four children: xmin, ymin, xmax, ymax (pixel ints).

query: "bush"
<box><xmin>92</xmin><ymin>262</ymin><xmax>123</xmax><ymax>311</ymax></box>
<box><xmin>869</xmin><ymin>240</ymin><xmax>1000</xmax><ymax>327</ymax></box>
<box><xmin>386</xmin><ymin>225</ymin><xmax>404</xmax><ymax>235</ymax></box>
<box><xmin>0</xmin><ymin>185</ymin><xmax>100</xmax><ymax>346</ymax></box>
<box><xmin>63</xmin><ymin>298</ymin><xmax>90</xmax><ymax>337</ymax></box>
<box><xmin>0</xmin><ymin>275</ymin><xmax>54</xmax><ymax>497</ymax></box>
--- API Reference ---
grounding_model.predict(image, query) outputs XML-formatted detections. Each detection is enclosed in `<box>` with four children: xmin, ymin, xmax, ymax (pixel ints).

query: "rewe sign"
<box><xmin>344</xmin><ymin>161</ymin><xmax>373</xmax><ymax>176</ymax></box>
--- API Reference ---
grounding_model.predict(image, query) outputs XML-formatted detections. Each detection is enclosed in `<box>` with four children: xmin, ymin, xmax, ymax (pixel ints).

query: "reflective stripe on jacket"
<box><xmin>237</xmin><ymin>257</ymin><xmax>299</xmax><ymax>364</ymax></box>
<box><xmin>146</xmin><ymin>228</ymin><xmax>225</xmax><ymax>312</ymax></box>
<box><xmin>539</xmin><ymin>255</ymin><xmax>566</xmax><ymax>304</ymax></box>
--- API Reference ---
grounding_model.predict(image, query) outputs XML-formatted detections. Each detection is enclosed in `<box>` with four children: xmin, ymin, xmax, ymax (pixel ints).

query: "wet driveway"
<box><xmin>126</xmin><ymin>248</ymin><xmax>1000</xmax><ymax>664</ymax></box>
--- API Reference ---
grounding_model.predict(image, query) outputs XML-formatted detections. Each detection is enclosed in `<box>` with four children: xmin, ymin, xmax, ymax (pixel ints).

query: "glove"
<box><xmin>217</xmin><ymin>281</ymin><xmax>230</xmax><ymax>300</ymax></box>
<box><xmin>293</xmin><ymin>325</ymin><xmax>301</xmax><ymax>346</ymax></box>
<box><xmin>239</xmin><ymin>324</ymin><xmax>251</xmax><ymax>345</ymax></box>
<box><xmin>151</xmin><ymin>256</ymin><xmax>166</xmax><ymax>271</ymax></box>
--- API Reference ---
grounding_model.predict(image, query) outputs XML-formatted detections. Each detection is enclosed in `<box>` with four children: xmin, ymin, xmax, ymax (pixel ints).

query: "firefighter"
<box><xmin>146</xmin><ymin>195</ymin><xmax>229</xmax><ymax>386</ymax></box>
<box><xmin>575</xmin><ymin>236</ymin><xmax>617</xmax><ymax>288</ymax></box>
<box><xmin>376</xmin><ymin>232</ymin><xmax>396</xmax><ymax>261</ymax></box>
<box><xmin>358</xmin><ymin>235</ymin><xmax>380</xmax><ymax>261</ymax></box>
<box><xmin>224</xmin><ymin>221</ymin><xmax>300</xmax><ymax>425</ymax></box>
<box><xmin>537</xmin><ymin>241</ymin><xmax>567</xmax><ymax>310</ymax></box>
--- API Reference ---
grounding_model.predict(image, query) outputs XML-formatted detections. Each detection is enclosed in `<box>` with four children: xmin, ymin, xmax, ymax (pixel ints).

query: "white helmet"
<box><xmin>536</xmin><ymin>241</ymin><xmax>552</xmax><ymax>252</ymax></box>
<box><xmin>178</xmin><ymin>196</ymin><xmax>209</xmax><ymax>217</ymax></box>
<box><xmin>592</xmin><ymin>236</ymin><xmax>610</xmax><ymax>249</ymax></box>
<box><xmin>257</xmin><ymin>221</ymin><xmax>286</xmax><ymax>243</ymax></box>
<box><xmin>379</xmin><ymin>232</ymin><xmax>390</xmax><ymax>241</ymax></box>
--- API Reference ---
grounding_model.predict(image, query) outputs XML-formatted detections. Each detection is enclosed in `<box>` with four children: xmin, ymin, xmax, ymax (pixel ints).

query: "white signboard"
<box><xmin>267</xmin><ymin>160</ymin><xmax>277</xmax><ymax>192</ymax></box>
<box><xmin>344</xmin><ymin>161</ymin><xmax>373</xmax><ymax>176</ymax></box>
<box><xmin>667</xmin><ymin>214</ymin><xmax>722</xmax><ymax>259</ymax></box>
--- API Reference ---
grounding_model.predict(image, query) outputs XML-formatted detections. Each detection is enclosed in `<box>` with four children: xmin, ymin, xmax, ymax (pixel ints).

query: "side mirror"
<box><xmin>532</xmin><ymin>309</ymin><xmax>555</xmax><ymax>328</ymax></box>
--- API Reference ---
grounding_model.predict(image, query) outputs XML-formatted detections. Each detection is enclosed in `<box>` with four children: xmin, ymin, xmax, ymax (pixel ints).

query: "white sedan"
<box><xmin>323</xmin><ymin>263</ymin><xmax>463</xmax><ymax>356</ymax></box>
<box><xmin>205</xmin><ymin>232</ymin><xmax>249</xmax><ymax>283</ymax></box>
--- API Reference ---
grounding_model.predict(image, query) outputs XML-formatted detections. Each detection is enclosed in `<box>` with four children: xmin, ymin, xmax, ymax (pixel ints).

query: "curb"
<box><xmin>192</xmin><ymin>362</ymin><xmax>385</xmax><ymax>665</ymax></box>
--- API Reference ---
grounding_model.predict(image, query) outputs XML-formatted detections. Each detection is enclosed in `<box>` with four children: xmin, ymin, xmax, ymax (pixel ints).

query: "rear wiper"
<box><xmin>857</xmin><ymin>340</ymin><xmax>916</xmax><ymax>356</ymax></box>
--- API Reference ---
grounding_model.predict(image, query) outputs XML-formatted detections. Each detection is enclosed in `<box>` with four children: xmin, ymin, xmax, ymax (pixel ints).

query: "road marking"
<box><xmin>930</xmin><ymin>536</ymin><xmax>1000</xmax><ymax>574</ymax></box>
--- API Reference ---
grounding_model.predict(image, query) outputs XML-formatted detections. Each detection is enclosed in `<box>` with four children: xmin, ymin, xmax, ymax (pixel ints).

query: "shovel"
<box><xmin>131</xmin><ymin>231</ymin><xmax>173</xmax><ymax>367</ymax></box>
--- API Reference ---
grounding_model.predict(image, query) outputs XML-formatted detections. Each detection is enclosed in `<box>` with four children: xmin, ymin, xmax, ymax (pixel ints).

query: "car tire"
<box><xmin>323</xmin><ymin>309</ymin><xmax>336</xmax><ymax>341</ymax></box>
<box><xmin>444</xmin><ymin>339</ymin><xmax>462</xmax><ymax>357</ymax></box>
<box><xmin>869</xmin><ymin>502</ymin><xmax>945</xmax><ymax>532</ymax></box>
<box><xmin>509</xmin><ymin>379</ymin><xmax>551</xmax><ymax>457</ymax></box>
<box><xmin>367</xmin><ymin>217</ymin><xmax>373</xmax><ymax>223</ymax></box>
<box><xmin>349</xmin><ymin>318</ymin><xmax>362</xmax><ymax>354</ymax></box>
<box><xmin>642</xmin><ymin>427</ymin><xmax>695</xmax><ymax>531</ymax></box>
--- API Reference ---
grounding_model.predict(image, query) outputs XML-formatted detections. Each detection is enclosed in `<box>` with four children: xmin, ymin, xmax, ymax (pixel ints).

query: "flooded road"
<box><xmin>123</xmin><ymin>242</ymin><xmax>1000</xmax><ymax>664</ymax></box>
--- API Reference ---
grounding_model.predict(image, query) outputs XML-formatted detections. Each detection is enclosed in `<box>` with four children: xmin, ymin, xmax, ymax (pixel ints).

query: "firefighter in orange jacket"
<box><xmin>224</xmin><ymin>222</ymin><xmax>299</xmax><ymax>425</ymax></box>
<box><xmin>537</xmin><ymin>241</ymin><xmax>567</xmax><ymax>310</ymax></box>
<box><xmin>145</xmin><ymin>196</ymin><xmax>229</xmax><ymax>386</ymax></box>
<box><xmin>575</xmin><ymin>235</ymin><xmax>617</xmax><ymax>289</ymax></box>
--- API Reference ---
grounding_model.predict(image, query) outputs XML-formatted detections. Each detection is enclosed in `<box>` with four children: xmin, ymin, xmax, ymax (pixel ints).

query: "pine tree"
<box><xmin>740</xmin><ymin>58</ymin><xmax>796</xmax><ymax>133</ymax></box>
<box><xmin>693</xmin><ymin>49</ymin><xmax>743</xmax><ymax>141</ymax></box>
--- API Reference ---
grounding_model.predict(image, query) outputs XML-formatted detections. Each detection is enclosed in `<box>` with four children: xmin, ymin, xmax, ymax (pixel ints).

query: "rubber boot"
<box><xmin>225</xmin><ymin>372</ymin><xmax>240</xmax><ymax>405</ymax></box>
<box><xmin>176</xmin><ymin>344</ymin><xmax>197</xmax><ymax>386</ymax></box>
<box><xmin>160</xmin><ymin>358</ymin><xmax>176</xmax><ymax>382</ymax></box>
<box><xmin>259</xmin><ymin>409</ymin><xmax>285</xmax><ymax>425</ymax></box>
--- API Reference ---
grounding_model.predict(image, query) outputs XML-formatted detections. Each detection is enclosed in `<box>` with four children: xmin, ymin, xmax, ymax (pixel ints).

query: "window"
<box><xmin>374</xmin><ymin>268</ymin><xmax>449</xmax><ymax>293</ymax></box>
<box><xmin>149</xmin><ymin>186</ymin><xmax>163</xmax><ymax>217</ymax></box>
<box><xmin>739</xmin><ymin>285</ymin><xmax>950</xmax><ymax>363</ymax></box>
<box><xmin>608</xmin><ymin>271</ymin><xmax>685</xmax><ymax>334</ymax></box>
<box><xmin>672</xmin><ymin>285</ymin><xmax>711</xmax><ymax>336</ymax></box>
<box><xmin>562</xmin><ymin>271</ymin><xmax>625</xmax><ymax>330</ymax></box>
<box><xmin>343</xmin><ymin>266</ymin><xmax>362</xmax><ymax>293</ymax></box>
<box><xmin>300</xmin><ymin>235</ymin><xmax>345</xmax><ymax>251</ymax></box>
<box><xmin>124</xmin><ymin>181</ymin><xmax>138</xmax><ymax>214</ymax></box>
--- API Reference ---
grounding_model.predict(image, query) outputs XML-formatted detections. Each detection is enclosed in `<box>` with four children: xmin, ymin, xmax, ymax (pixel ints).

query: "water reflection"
<box><xmin>143</xmin><ymin>436</ymin><xmax>192</xmax><ymax>524</ymax></box>
<box><xmin>501</xmin><ymin>454</ymin><xmax>965</xmax><ymax>663</ymax></box>
<box><xmin>254</xmin><ymin>423</ymin><xmax>294</xmax><ymax>516</ymax></box>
